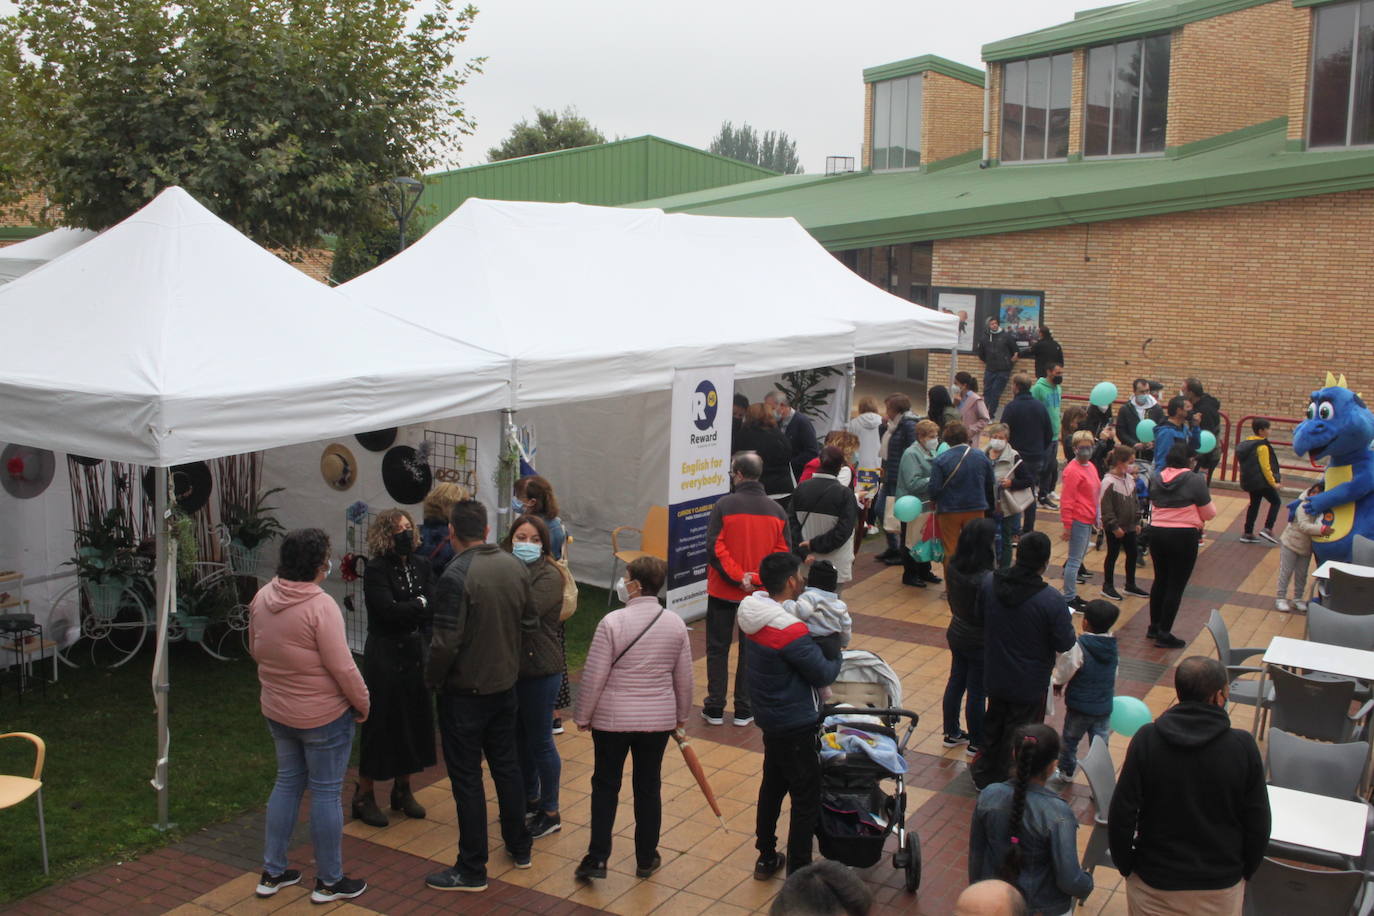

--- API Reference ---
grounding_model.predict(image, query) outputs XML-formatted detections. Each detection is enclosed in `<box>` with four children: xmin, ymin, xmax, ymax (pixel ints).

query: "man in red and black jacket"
<box><xmin>703</xmin><ymin>452</ymin><xmax>790</xmax><ymax>727</ymax></box>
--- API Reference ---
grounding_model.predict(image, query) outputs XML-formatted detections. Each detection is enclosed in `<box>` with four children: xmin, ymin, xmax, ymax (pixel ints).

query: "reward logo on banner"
<box><xmin>667</xmin><ymin>366</ymin><xmax>735</xmax><ymax>619</ymax></box>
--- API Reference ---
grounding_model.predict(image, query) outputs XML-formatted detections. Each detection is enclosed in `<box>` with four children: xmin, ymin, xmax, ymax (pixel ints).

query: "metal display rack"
<box><xmin>423</xmin><ymin>430</ymin><xmax>479</xmax><ymax>495</ymax></box>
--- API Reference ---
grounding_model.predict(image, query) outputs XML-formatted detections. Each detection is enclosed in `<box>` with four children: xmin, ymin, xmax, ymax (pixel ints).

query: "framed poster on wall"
<box><xmin>934</xmin><ymin>288</ymin><xmax>982</xmax><ymax>353</ymax></box>
<box><xmin>932</xmin><ymin>286</ymin><xmax>1046</xmax><ymax>355</ymax></box>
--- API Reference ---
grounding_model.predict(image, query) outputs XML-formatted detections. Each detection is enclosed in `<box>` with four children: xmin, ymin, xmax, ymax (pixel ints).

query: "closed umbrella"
<box><xmin>674</xmin><ymin>728</ymin><xmax>726</xmax><ymax>830</ymax></box>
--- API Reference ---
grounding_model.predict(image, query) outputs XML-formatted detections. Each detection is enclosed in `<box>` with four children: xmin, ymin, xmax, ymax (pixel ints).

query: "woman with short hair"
<box><xmin>734</xmin><ymin>403</ymin><xmax>796</xmax><ymax>503</ymax></box>
<box><xmin>418</xmin><ymin>482</ymin><xmax>469</xmax><ymax>576</ymax></box>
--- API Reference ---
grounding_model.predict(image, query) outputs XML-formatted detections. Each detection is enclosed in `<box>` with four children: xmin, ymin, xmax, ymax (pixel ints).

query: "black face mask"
<box><xmin>393</xmin><ymin>531</ymin><xmax>414</xmax><ymax>556</ymax></box>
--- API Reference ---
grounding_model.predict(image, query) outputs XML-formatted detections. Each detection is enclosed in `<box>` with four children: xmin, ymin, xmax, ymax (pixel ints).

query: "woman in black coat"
<box><xmin>733</xmin><ymin>402</ymin><xmax>795</xmax><ymax>502</ymax></box>
<box><xmin>353</xmin><ymin>508</ymin><xmax>436</xmax><ymax>827</ymax></box>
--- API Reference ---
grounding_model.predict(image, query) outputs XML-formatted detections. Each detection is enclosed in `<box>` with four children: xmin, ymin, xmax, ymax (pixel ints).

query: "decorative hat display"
<box><xmin>321</xmin><ymin>444</ymin><xmax>357</xmax><ymax>492</ymax></box>
<box><xmin>381</xmin><ymin>444</ymin><xmax>432</xmax><ymax>505</ymax></box>
<box><xmin>354</xmin><ymin>428</ymin><xmax>398</xmax><ymax>453</ymax></box>
<box><xmin>141</xmin><ymin>461</ymin><xmax>214</xmax><ymax>513</ymax></box>
<box><xmin>1</xmin><ymin>445</ymin><xmax>56</xmax><ymax>499</ymax></box>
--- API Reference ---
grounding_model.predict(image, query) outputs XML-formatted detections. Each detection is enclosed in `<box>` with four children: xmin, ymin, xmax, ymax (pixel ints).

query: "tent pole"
<box><xmin>498</xmin><ymin>407</ymin><xmax>518</xmax><ymax>540</ymax></box>
<box><xmin>843</xmin><ymin>361</ymin><xmax>856</xmax><ymax>430</ymax></box>
<box><xmin>151</xmin><ymin>466</ymin><xmax>175</xmax><ymax>831</ymax></box>
<box><xmin>948</xmin><ymin>346</ymin><xmax>958</xmax><ymax>389</ymax></box>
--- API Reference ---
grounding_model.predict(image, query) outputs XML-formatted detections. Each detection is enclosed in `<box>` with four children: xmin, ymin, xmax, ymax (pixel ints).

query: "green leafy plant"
<box><xmin>66</xmin><ymin>507</ymin><xmax>141</xmax><ymax>586</ymax></box>
<box><xmin>775</xmin><ymin>367</ymin><xmax>843</xmax><ymax>420</ymax></box>
<box><xmin>223</xmin><ymin>487</ymin><xmax>285</xmax><ymax>550</ymax></box>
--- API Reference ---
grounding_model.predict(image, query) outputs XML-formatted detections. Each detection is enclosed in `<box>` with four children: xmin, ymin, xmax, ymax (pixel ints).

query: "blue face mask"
<box><xmin>512</xmin><ymin>542</ymin><xmax>542</xmax><ymax>564</ymax></box>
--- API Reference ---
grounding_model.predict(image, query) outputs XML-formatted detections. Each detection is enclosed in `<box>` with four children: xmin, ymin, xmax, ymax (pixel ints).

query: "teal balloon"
<box><xmin>1090</xmin><ymin>381</ymin><xmax>1118</xmax><ymax>409</ymax></box>
<box><xmin>1136</xmin><ymin>418</ymin><xmax>1157</xmax><ymax>443</ymax></box>
<box><xmin>893</xmin><ymin>495</ymin><xmax>923</xmax><ymax>523</ymax></box>
<box><xmin>1110</xmin><ymin>696</ymin><xmax>1152</xmax><ymax>737</ymax></box>
<box><xmin>1198</xmin><ymin>430</ymin><xmax>1218</xmax><ymax>454</ymax></box>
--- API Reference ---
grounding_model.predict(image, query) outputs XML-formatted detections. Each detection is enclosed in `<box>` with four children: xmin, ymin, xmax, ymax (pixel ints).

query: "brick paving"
<box><xmin>4</xmin><ymin>489</ymin><xmax>1305</xmax><ymax>914</ymax></box>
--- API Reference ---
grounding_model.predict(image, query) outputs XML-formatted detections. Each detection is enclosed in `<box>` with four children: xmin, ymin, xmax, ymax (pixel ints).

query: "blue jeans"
<box><xmin>984</xmin><ymin>370</ymin><xmax>1011</xmax><ymax>417</ymax></box>
<box><xmin>942</xmin><ymin>641</ymin><xmax>986</xmax><ymax>747</ymax></box>
<box><xmin>1062</xmin><ymin>520</ymin><xmax>1092</xmax><ymax>600</ymax></box>
<box><xmin>516</xmin><ymin>673</ymin><xmax>563</xmax><ymax>813</ymax></box>
<box><xmin>263</xmin><ymin>710</ymin><xmax>355</xmax><ymax>884</ymax></box>
<box><xmin>1059</xmin><ymin>708</ymin><xmax>1111</xmax><ymax>777</ymax></box>
<box><xmin>995</xmin><ymin>514</ymin><xmax>1020</xmax><ymax>569</ymax></box>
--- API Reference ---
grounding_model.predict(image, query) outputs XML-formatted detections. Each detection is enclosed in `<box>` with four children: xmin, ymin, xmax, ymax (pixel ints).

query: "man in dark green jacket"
<box><xmin>425</xmin><ymin>500</ymin><xmax>538</xmax><ymax>894</ymax></box>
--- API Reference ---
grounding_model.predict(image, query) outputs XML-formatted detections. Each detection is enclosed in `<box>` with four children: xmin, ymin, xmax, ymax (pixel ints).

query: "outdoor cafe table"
<box><xmin>1267</xmin><ymin>784</ymin><xmax>1368</xmax><ymax>859</ymax></box>
<box><xmin>1250</xmin><ymin>636</ymin><xmax>1374</xmax><ymax>734</ymax></box>
<box><xmin>1311</xmin><ymin>560</ymin><xmax>1374</xmax><ymax>581</ymax></box>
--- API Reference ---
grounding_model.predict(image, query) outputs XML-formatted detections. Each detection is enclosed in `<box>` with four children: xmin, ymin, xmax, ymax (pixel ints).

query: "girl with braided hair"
<box><xmin>969</xmin><ymin>723</ymin><xmax>1092</xmax><ymax>915</ymax></box>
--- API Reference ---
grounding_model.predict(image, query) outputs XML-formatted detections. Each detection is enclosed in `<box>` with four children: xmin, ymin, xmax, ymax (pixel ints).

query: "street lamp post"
<box><xmin>388</xmin><ymin>176</ymin><xmax>424</xmax><ymax>253</ymax></box>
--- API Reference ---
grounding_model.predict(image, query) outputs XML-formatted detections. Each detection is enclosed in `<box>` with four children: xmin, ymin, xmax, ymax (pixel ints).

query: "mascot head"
<box><xmin>1293</xmin><ymin>372</ymin><xmax>1374</xmax><ymax>464</ymax></box>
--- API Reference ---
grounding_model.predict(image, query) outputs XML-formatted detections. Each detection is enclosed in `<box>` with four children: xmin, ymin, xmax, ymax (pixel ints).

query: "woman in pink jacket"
<box><xmin>573</xmin><ymin>556</ymin><xmax>693</xmax><ymax>883</ymax></box>
<box><xmin>955</xmin><ymin>371</ymin><xmax>992</xmax><ymax>448</ymax></box>
<box><xmin>1060</xmin><ymin>430</ymin><xmax>1102</xmax><ymax>610</ymax></box>
<box><xmin>249</xmin><ymin>529</ymin><xmax>371</xmax><ymax>905</ymax></box>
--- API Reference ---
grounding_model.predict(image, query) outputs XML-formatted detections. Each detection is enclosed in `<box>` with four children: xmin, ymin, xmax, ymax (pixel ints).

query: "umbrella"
<box><xmin>674</xmin><ymin>728</ymin><xmax>727</xmax><ymax>830</ymax></box>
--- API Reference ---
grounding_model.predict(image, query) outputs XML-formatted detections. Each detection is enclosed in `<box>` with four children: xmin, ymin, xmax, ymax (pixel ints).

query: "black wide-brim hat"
<box><xmin>2</xmin><ymin>444</ymin><xmax>56</xmax><ymax>499</ymax></box>
<box><xmin>141</xmin><ymin>461</ymin><xmax>213</xmax><ymax>514</ymax></box>
<box><xmin>355</xmin><ymin>428</ymin><xmax>397</xmax><ymax>452</ymax></box>
<box><xmin>381</xmin><ymin>445</ymin><xmax>432</xmax><ymax>505</ymax></box>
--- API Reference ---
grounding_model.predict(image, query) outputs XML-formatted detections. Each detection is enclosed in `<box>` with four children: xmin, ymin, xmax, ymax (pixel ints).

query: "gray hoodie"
<box><xmin>848</xmin><ymin>411</ymin><xmax>884</xmax><ymax>472</ymax></box>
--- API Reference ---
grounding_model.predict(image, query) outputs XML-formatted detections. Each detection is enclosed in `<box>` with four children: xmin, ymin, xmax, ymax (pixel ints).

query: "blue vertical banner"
<box><xmin>667</xmin><ymin>365</ymin><xmax>735</xmax><ymax>619</ymax></box>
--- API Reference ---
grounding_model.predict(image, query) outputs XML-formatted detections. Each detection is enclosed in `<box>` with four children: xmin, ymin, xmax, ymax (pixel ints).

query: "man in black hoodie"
<box><xmin>1108</xmin><ymin>656</ymin><xmax>1270</xmax><ymax>912</ymax></box>
<box><xmin>969</xmin><ymin>532</ymin><xmax>1076</xmax><ymax>790</ymax></box>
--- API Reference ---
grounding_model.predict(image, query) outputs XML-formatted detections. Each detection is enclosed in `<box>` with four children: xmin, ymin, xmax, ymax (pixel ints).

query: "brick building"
<box><xmin>637</xmin><ymin>0</ymin><xmax>1374</xmax><ymax>429</ymax></box>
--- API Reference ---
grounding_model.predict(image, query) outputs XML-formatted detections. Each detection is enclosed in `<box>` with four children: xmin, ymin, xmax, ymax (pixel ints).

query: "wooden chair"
<box><xmin>608</xmin><ymin>506</ymin><xmax>668</xmax><ymax>607</ymax></box>
<box><xmin>0</xmin><ymin>731</ymin><xmax>48</xmax><ymax>874</ymax></box>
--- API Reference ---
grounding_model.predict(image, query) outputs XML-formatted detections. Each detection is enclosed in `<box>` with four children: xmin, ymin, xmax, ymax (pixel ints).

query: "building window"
<box><xmin>871</xmin><ymin>75</ymin><xmax>923</xmax><ymax>170</ymax></box>
<box><xmin>1309</xmin><ymin>1</ymin><xmax>1374</xmax><ymax>147</ymax></box>
<box><xmin>1000</xmin><ymin>53</ymin><xmax>1073</xmax><ymax>161</ymax></box>
<box><xmin>1083</xmin><ymin>34</ymin><xmax>1171</xmax><ymax>156</ymax></box>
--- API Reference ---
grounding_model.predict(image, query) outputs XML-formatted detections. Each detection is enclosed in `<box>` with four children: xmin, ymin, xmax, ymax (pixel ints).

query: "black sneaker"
<box><xmin>920</xmin><ymin>571</ymin><xmax>942</xmax><ymax>584</ymax></box>
<box><xmin>1146</xmin><ymin>626</ymin><xmax>1159</xmax><ymax>639</ymax></box>
<box><xmin>551</xmin><ymin>717</ymin><xmax>565</xmax><ymax>735</ymax></box>
<box><xmin>1124</xmin><ymin>583</ymin><xmax>1150</xmax><ymax>598</ymax></box>
<box><xmin>900</xmin><ymin>573</ymin><xmax>928</xmax><ymax>588</ymax></box>
<box><xmin>528</xmin><ymin>811</ymin><xmax>561</xmax><ymax>839</ymax></box>
<box><xmin>425</xmin><ymin>867</ymin><xmax>486</xmax><ymax>892</ymax></box>
<box><xmin>754</xmin><ymin>851</ymin><xmax>786</xmax><ymax>881</ymax></box>
<box><xmin>636</xmin><ymin>854</ymin><xmax>663</xmax><ymax>878</ymax></box>
<box><xmin>1101</xmin><ymin>584</ymin><xmax>1123</xmax><ymax>600</ymax></box>
<box><xmin>575</xmin><ymin>855</ymin><xmax>607</xmax><ymax>880</ymax></box>
<box><xmin>701</xmin><ymin>708</ymin><xmax>724</xmax><ymax>726</ymax></box>
<box><xmin>942</xmin><ymin>731</ymin><xmax>970</xmax><ymax>748</ymax></box>
<box><xmin>510</xmin><ymin>848</ymin><xmax>532</xmax><ymax>869</ymax></box>
<box><xmin>1078</xmin><ymin>568</ymin><xmax>1093</xmax><ymax>581</ymax></box>
<box><xmin>1068</xmin><ymin>596</ymin><xmax>1087</xmax><ymax>611</ymax></box>
<box><xmin>1238</xmin><ymin>534</ymin><xmax>1260</xmax><ymax>544</ymax></box>
<box><xmin>256</xmin><ymin>869</ymin><xmax>301</xmax><ymax>897</ymax></box>
<box><xmin>311</xmin><ymin>876</ymin><xmax>367</xmax><ymax>903</ymax></box>
<box><xmin>1154</xmin><ymin>633</ymin><xmax>1187</xmax><ymax>649</ymax></box>
<box><xmin>965</xmin><ymin>744</ymin><xmax>980</xmax><ymax>757</ymax></box>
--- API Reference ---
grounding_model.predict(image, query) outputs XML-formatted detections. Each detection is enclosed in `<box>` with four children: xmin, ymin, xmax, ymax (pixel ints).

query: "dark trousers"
<box><xmin>1020</xmin><ymin>455</ymin><xmax>1043</xmax><ymax>532</ymax></box>
<box><xmin>1039</xmin><ymin>447</ymin><xmax>1060</xmax><ymax>497</ymax></box>
<box><xmin>1245</xmin><ymin>487</ymin><xmax>1281</xmax><ymax>534</ymax></box>
<box><xmin>705</xmin><ymin>596</ymin><xmax>750</xmax><ymax>717</ymax></box>
<box><xmin>942</xmin><ymin>641</ymin><xmax>986</xmax><ymax>747</ymax></box>
<box><xmin>1104</xmin><ymin>529</ymin><xmax>1139</xmax><ymax>589</ymax></box>
<box><xmin>970</xmin><ymin>696</ymin><xmax>1046</xmax><ymax>789</ymax></box>
<box><xmin>756</xmin><ymin>726</ymin><xmax>821</xmax><ymax>875</ymax></box>
<box><xmin>588</xmin><ymin>729</ymin><xmax>670</xmax><ymax>867</ymax></box>
<box><xmin>984</xmin><ymin>370</ymin><xmax>1011</xmax><ymax>417</ymax></box>
<box><xmin>1148</xmin><ymin>526</ymin><xmax>1200</xmax><ymax>636</ymax></box>
<box><xmin>436</xmin><ymin>689</ymin><xmax>531</xmax><ymax>878</ymax></box>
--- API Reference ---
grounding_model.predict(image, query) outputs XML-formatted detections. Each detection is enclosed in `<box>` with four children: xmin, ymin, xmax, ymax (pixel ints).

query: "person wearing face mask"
<box><xmin>896</xmin><ymin>419</ymin><xmax>946</xmax><ymax>587</ymax></box>
<box><xmin>512</xmin><ymin>475</ymin><xmax>571</xmax><ymax>731</ymax></box>
<box><xmin>1116</xmin><ymin>378</ymin><xmax>1164</xmax><ymax>454</ymax></box>
<box><xmin>955</xmin><ymin>371</ymin><xmax>991</xmax><ymax>448</ymax></box>
<box><xmin>355</xmin><ymin>508</ymin><xmax>436</xmax><ymax>828</ymax></box>
<box><xmin>1030</xmin><ymin>364</ymin><xmax>1064</xmax><ymax>508</ymax></box>
<box><xmin>503</xmin><ymin>514</ymin><xmax>566</xmax><ymax>842</ymax></box>
<box><xmin>985</xmin><ymin>423</ymin><xmax>1036</xmax><ymax>569</ymax></box>
<box><xmin>1060</xmin><ymin>432</ymin><xmax>1102</xmax><ymax>611</ymax></box>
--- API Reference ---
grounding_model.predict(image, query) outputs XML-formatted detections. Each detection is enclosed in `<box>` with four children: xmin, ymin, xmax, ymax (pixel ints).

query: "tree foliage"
<box><xmin>0</xmin><ymin>0</ymin><xmax>482</xmax><ymax>251</ymax></box>
<box><xmin>487</xmin><ymin>107</ymin><xmax>606</xmax><ymax>162</ymax></box>
<box><xmin>709</xmin><ymin>121</ymin><xmax>803</xmax><ymax>174</ymax></box>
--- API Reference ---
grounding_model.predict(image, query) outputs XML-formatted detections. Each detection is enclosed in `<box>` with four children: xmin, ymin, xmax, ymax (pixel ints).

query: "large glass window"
<box><xmin>1000</xmin><ymin>53</ymin><xmax>1072</xmax><ymax>161</ymax></box>
<box><xmin>1309</xmin><ymin>1</ymin><xmax>1374</xmax><ymax>147</ymax></box>
<box><xmin>871</xmin><ymin>74</ymin><xmax>923</xmax><ymax>170</ymax></box>
<box><xmin>1083</xmin><ymin>34</ymin><xmax>1171</xmax><ymax>156</ymax></box>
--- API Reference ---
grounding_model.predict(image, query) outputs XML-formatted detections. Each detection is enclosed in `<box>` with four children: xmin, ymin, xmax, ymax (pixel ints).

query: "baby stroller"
<box><xmin>817</xmin><ymin>649</ymin><xmax>922</xmax><ymax>892</ymax></box>
<box><xmin>1134</xmin><ymin>458</ymin><xmax>1154</xmax><ymax>566</ymax></box>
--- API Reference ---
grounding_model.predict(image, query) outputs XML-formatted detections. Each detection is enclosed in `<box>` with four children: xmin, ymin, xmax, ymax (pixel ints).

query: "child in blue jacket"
<box><xmin>1051</xmin><ymin>599</ymin><xmax>1120</xmax><ymax>787</ymax></box>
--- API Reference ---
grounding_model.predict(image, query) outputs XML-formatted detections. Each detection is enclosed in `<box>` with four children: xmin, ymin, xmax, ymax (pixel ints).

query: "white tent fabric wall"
<box><xmin>0</xmin><ymin>227</ymin><xmax>98</xmax><ymax>284</ymax></box>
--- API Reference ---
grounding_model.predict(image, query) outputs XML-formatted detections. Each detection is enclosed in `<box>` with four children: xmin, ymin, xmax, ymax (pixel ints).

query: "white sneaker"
<box><xmin>732</xmin><ymin>714</ymin><xmax>754</xmax><ymax>727</ymax></box>
<box><xmin>1047</xmin><ymin>769</ymin><xmax>1072</xmax><ymax>790</ymax></box>
<box><xmin>1294</xmin><ymin>599</ymin><xmax>1308</xmax><ymax>612</ymax></box>
<box><xmin>1275</xmin><ymin>598</ymin><xmax>1293</xmax><ymax>612</ymax></box>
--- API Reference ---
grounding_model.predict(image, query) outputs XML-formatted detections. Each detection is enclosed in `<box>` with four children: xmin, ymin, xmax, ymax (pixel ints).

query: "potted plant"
<box><xmin>222</xmin><ymin>486</ymin><xmax>285</xmax><ymax>574</ymax></box>
<box><xmin>66</xmin><ymin>507</ymin><xmax>143</xmax><ymax>620</ymax></box>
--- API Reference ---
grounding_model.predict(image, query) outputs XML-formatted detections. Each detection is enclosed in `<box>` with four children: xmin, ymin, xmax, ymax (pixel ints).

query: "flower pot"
<box><xmin>83</xmin><ymin>580</ymin><xmax>128</xmax><ymax>621</ymax></box>
<box><xmin>227</xmin><ymin>541</ymin><xmax>263</xmax><ymax>576</ymax></box>
<box><xmin>179</xmin><ymin>615</ymin><xmax>210</xmax><ymax>643</ymax></box>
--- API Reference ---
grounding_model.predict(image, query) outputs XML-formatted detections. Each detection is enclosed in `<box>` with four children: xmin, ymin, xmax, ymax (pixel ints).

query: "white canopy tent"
<box><xmin>0</xmin><ymin>187</ymin><xmax>512</xmax><ymax>827</ymax></box>
<box><xmin>0</xmin><ymin>228</ymin><xmax>98</xmax><ymax>284</ymax></box>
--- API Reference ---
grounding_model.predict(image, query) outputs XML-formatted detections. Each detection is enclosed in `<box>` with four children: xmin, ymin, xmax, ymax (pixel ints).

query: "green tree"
<box><xmin>487</xmin><ymin>107</ymin><xmax>606</xmax><ymax>161</ymax></box>
<box><xmin>0</xmin><ymin>0</ymin><xmax>482</xmax><ymax>252</ymax></box>
<box><xmin>709</xmin><ymin>121</ymin><xmax>803</xmax><ymax>174</ymax></box>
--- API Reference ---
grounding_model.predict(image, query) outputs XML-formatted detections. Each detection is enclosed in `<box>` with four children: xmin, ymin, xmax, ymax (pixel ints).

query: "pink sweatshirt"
<box><xmin>574</xmin><ymin>596</ymin><xmax>693</xmax><ymax>733</ymax></box>
<box><xmin>1061</xmin><ymin>458</ymin><xmax>1102</xmax><ymax>530</ymax></box>
<box><xmin>249</xmin><ymin>578</ymin><xmax>370</xmax><ymax>729</ymax></box>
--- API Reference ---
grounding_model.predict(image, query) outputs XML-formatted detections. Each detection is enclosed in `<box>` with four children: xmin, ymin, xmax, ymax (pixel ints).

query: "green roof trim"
<box><xmin>862</xmin><ymin>54</ymin><xmax>986</xmax><ymax>87</ymax></box>
<box><xmin>924</xmin><ymin>149</ymin><xmax>983</xmax><ymax>172</ymax></box>
<box><xmin>1292</xmin><ymin>0</ymin><xmax>1340</xmax><ymax>7</ymax></box>
<box><xmin>1164</xmin><ymin>116</ymin><xmax>1286</xmax><ymax>157</ymax></box>
<box><xmin>630</xmin><ymin>120</ymin><xmax>1374</xmax><ymax>251</ymax></box>
<box><xmin>0</xmin><ymin>226</ymin><xmax>44</xmax><ymax>242</ymax></box>
<box><xmin>982</xmin><ymin>0</ymin><xmax>1273</xmax><ymax>61</ymax></box>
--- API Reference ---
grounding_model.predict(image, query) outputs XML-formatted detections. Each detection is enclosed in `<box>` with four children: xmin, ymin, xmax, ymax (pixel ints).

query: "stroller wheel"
<box><xmin>902</xmin><ymin>831</ymin><xmax>922</xmax><ymax>892</ymax></box>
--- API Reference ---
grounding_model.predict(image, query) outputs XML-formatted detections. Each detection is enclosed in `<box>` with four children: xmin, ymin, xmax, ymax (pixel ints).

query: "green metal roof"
<box><xmin>862</xmin><ymin>54</ymin><xmax>986</xmax><ymax>87</ymax></box>
<box><xmin>630</xmin><ymin>120</ymin><xmax>1374</xmax><ymax>250</ymax></box>
<box><xmin>417</xmin><ymin>135</ymin><xmax>776</xmax><ymax>230</ymax></box>
<box><xmin>982</xmin><ymin>0</ymin><xmax>1274</xmax><ymax>61</ymax></box>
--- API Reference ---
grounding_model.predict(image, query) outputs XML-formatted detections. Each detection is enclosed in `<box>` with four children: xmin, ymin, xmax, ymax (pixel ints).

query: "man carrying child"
<box><xmin>1049</xmin><ymin>599</ymin><xmax>1120</xmax><ymax>789</ymax></box>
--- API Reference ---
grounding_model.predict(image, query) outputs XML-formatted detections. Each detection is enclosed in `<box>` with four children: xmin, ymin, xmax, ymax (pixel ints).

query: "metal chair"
<box><xmin>607</xmin><ymin>505</ymin><xmax>668</xmax><ymax>607</ymax></box>
<box><xmin>1078</xmin><ymin>735</ymin><xmax>1114</xmax><ymax>874</ymax></box>
<box><xmin>1353</xmin><ymin>534</ymin><xmax>1374</xmax><ymax>569</ymax></box>
<box><xmin>1269</xmin><ymin>666</ymin><xmax>1374</xmax><ymax>744</ymax></box>
<box><xmin>1308</xmin><ymin>601</ymin><xmax>1374</xmax><ymax>650</ymax></box>
<box><xmin>1242</xmin><ymin>858</ymin><xmax>1366</xmax><ymax>916</ymax></box>
<box><xmin>0</xmin><ymin>731</ymin><xmax>48</xmax><ymax>874</ymax></box>
<box><xmin>1205</xmin><ymin>610</ymin><xmax>1274</xmax><ymax>725</ymax></box>
<box><xmin>1265</xmin><ymin>727</ymin><xmax>1372</xmax><ymax>869</ymax></box>
<box><xmin>1328</xmin><ymin>567</ymin><xmax>1374</xmax><ymax>616</ymax></box>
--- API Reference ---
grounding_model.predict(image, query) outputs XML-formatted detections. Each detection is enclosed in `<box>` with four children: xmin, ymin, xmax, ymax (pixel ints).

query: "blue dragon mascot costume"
<box><xmin>1292</xmin><ymin>372</ymin><xmax>1374</xmax><ymax>565</ymax></box>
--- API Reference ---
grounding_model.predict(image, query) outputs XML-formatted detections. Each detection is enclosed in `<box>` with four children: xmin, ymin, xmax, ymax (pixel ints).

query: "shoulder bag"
<box><xmin>612</xmin><ymin>608</ymin><xmax>666</xmax><ymax>667</ymax></box>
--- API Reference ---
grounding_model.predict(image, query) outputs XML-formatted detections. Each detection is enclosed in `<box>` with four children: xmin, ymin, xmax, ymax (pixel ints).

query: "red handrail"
<box><xmin>1228</xmin><ymin>414</ymin><xmax>1323</xmax><ymax>483</ymax></box>
<box><xmin>1061</xmin><ymin>393</ymin><xmax>1231</xmax><ymax>474</ymax></box>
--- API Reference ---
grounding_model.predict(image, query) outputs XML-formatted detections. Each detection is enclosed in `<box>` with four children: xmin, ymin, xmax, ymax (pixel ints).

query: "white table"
<box><xmin>1250</xmin><ymin>636</ymin><xmax>1374</xmax><ymax>734</ymax></box>
<box><xmin>1267</xmin><ymin>784</ymin><xmax>1369</xmax><ymax>858</ymax></box>
<box><xmin>1312</xmin><ymin>560</ymin><xmax>1374</xmax><ymax>581</ymax></box>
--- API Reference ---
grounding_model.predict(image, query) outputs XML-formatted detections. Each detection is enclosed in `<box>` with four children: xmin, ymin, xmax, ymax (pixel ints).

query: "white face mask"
<box><xmin>614</xmin><ymin>577</ymin><xmax>631</xmax><ymax>603</ymax></box>
<box><xmin>988</xmin><ymin>438</ymin><xmax>1007</xmax><ymax>451</ymax></box>
<box><xmin>922</xmin><ymin>438</ymin><xmax>938</xmax><ymax>451</ymax></box>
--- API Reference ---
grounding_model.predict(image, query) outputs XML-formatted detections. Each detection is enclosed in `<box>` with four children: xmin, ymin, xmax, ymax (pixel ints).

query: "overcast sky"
<box><xmin>453</xmin><ymin>0</ymin><xmax>1091</xmax><ymax>173</ymax></box>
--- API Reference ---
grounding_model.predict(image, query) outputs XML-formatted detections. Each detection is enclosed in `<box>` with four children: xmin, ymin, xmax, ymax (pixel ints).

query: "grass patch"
<box><xmin>563</xmin><ymin>583</ymin><xmax>611</xmax><ymax>673</ymax></box>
